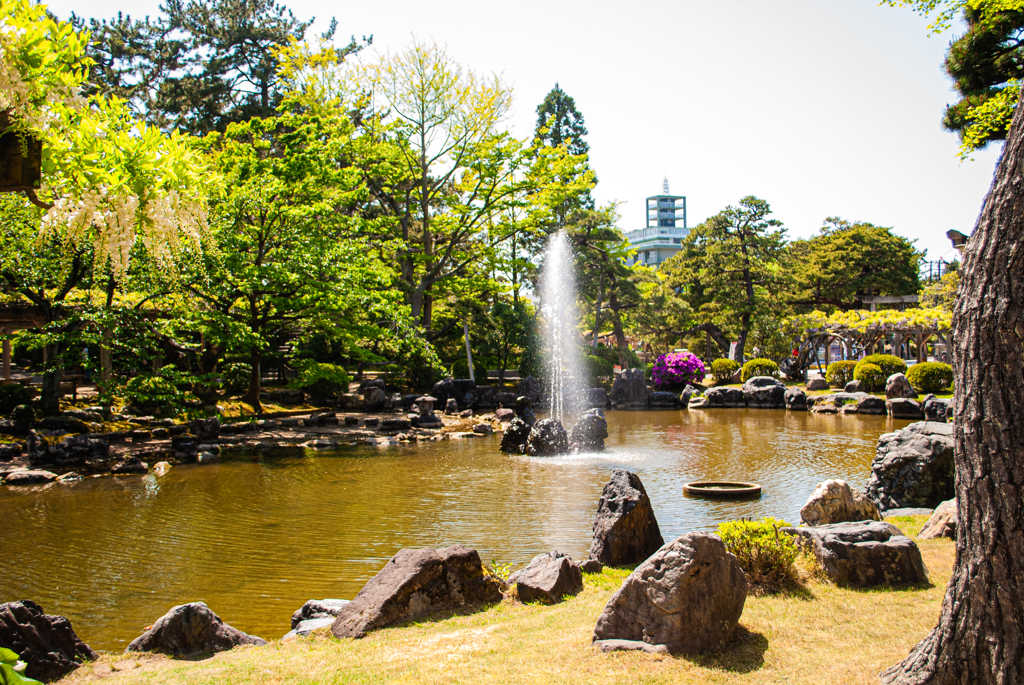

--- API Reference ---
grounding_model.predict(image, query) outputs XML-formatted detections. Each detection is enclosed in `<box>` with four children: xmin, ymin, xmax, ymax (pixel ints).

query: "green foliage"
<box><xmin>489</xmin><ymin>559</ymin><xmax>513</xmax><ymax>583</ymax></box>
<box><xmin>711</xmin><ymin>358</ymin><xmax>740</xmax><ymax>382</ymax></box>
<box><xmin>583</xmin><ymin>354</ymin><xmax>615</xmax><ymax>384</ymax></box>
<box><xmin>856</xmin><ymin>354</ymin><xmax>908</xmax><ymax>379</ymax></box>
<box><xmin>825</xmin><ymin>360</ymin><xmax>858</xmax><ymax>386</ymax></box>
<box><xmin>853</xmin><ymin>362</ymin><xmax>887</xmax><ymax>391</ymax></box>
<box><xmin>292</xmin><ymin>360</ymin><xmax>350</xmax><ymax>401</ymax></box>
<box><xmin>124</xmin><ymin>374</ymin><xmax>182</xmax><ymax>409</ymax></box>
<box><xmin>740</xmin><ymin>358</ymin><xmax>780</xmax><ymax>382</ymax></box>
<box><xmin>9</xmin><ymin>404</ymin><xmax>35</xmax><ymax>430</ymax></box>
<box><xmin>717</xmin><ymin>517</ymin><xmax>800</xmax><ymax>589</ymax></box>
<box><xmin>0</xmin><ymin>646</ymin><xmax>42</xmax><ymax>684</ymax></box>
<box><xmin>907</xmin><ymin>362</ymin><xmax>954</xmax><ymax>393</ymax></box>
<box><xmin>921</xmin><ymin>270</ymin><xmax>960</xmax><ymax>310</ymax></box>
<box><xmin>0</xmin><ymin>385</ymin><xmax>34</xmax><ymax>416</ymax></box>
<box><xmin>220</xmin><ymin>363</ymin><xmax>251</xmax><ymax>395</ymax></box>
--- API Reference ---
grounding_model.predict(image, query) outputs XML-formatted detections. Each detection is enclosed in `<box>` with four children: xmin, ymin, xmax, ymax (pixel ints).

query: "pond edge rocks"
<box><xmin>0</xmin><ymin>600</ymin><xmax>96</xmax><ymax>683</ymax></box>
<box><xmin>589</xmin><ymin>469</ymin><xmax>664</xmax><ymax>567</ymax></box>
<box><xmin>126</xmin><ymin>602</ymin><xmax>266</xmax><ymax>656</ymax></box>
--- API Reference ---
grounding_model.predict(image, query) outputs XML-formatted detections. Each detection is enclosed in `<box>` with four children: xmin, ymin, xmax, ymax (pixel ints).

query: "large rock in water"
<box><xmin>569</xmin><ymin>409</ymin><xmax>608</xmax><ymax>452</ymax></box>
<box><xmin>515</xmin><ymin>551</ymin><xmax>583</xmax><ymax>603</ymax></box>
<box><xmin>592</xmin><ymin>533</ymin><xmax>747</xmax><ymax>654</ymax></box>
<box><xmin>742</xmin><ymin>376</ymin><xmax>786</xmax><ymax>408</ymax></box>
<box><xmin>331</xmin><ymin>545</ymin><xmax>503</xmax><ymax>638</ymax></box>
<box><xmin>886</xmin><ymin>373</ymin><xmax>918</xmax><ymax>399</ymax></box>
<box><xmin>499</xmin><ymin>416</ymin><xmax>532</xmax><ymax>454</ymax></box>
<box><xmin>515</xmin><ymin>376</ymin><xmax>544</xmax><ymax>406</ymax></box>
<box><xmin>609</xmin><ymin>368</ymin><xmax>649</xmax><ymax>408</ymax></box>
<box><xmin>781</xmin><ymin>521</ymin><xmax>928</xmax><ymax>587</ymax></box>
<box><xmin>856</xmin><ymin>395</ymin><xmax>887</xmax><ymax>415</ymax></box>
<box><xmin>800</xmin><ymin>479</ymin><xmax>882</xmax><ymax>526</ymax></box>
<box><xmin>806</xmin><ymin>377</ymin><xmax>829</xmax><ymax>391</ymax></box>
<box><xmin>0</xmin><ymin>600</ymin><xmax>96</xmax><ymax>683</ymax></box>
<box><xmin>888</xmin><ymin>397</ymin><xmax>924</xmax><ymax>419</ymax></box>
<box><xmin>784</xmin><ymin>387</ymin><xmax>807</xmax><ymax>410</ymax></box>
<box><xmin>702</xmin><ymin>387</ymin><xmax>746</xmax><ymax>408</ymax></box>
<box><xmin>917</xmin><ymin>498</ymin><xmax>958</xmax><ymax>540</ymax></box>
<box><xmin>127</xmin><ymin>603</ymin><xmax>265</xmax><ymax>656</ymax></box>
<box><xmin>587</xmin><ymin>387</ymin><xmax>610</xmax><ymax>408</ymax></box>
<box><xmin>648</xmin><ymin>391</ymin><xmax>678</xmax><ymax>407</ymax></box>
<box><xmin>588</xmin><ymin>469</ymin><xmax>664</xmax><ymax>566</ymax></box>
<box><xmin>526</xmin><ymin>418</ymin><xmax>569</xmax><ymax>456</ymax></box>
<box><xmin>922</xmin><ymin>395</ymin><xmax>951</xmax><ymax>422</ymax></box>
<box><xmin>865</xmin><ymin>421</ymin><xmax>955</xmax><ymax>510</ymax></box>
<box><xmin>430</xmin><ymin>377</ymin><xmax>477</xmax><ymax>409</ymax></box>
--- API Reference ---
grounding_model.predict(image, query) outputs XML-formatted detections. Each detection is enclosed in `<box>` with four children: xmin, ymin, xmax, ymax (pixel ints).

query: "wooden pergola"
<box><xmin>0</xmin><ymin>303</ymin><xmax>45</xmax><ymax>384</ymax></box>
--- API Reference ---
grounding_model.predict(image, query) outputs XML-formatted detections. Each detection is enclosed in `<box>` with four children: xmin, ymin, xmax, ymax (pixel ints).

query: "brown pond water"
<box><xmin>0</xmin><ymin>409</ymin><xmax>911</xmax><ymax>650</ymax></box>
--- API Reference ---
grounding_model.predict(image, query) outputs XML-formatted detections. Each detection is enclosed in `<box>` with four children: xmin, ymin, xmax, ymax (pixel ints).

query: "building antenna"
<box><xmin>662</xmin><ymin>176</ymin><xmax>670</xmax><ymax>195</ymax></box>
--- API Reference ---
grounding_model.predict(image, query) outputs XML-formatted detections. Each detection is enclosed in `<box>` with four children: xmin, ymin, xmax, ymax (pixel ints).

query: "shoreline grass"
<box><xmin>59</xmin><ymin>515</ymin><xmax>951</xmax><ymax>685</ymax></box>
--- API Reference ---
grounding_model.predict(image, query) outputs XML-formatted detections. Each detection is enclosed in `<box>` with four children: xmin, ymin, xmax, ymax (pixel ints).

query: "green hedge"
<box><xmin>711</xmin><ymin>358</ymin><xmax>740</xmax><ymax>382</ymax></box>
<box><xmin>854</xmin><ymin>354</ymin><xmax>907</xmax><ymax>380</ymax></box>
<box><xmin>292</xmin><ymin>360</ymin><xmax>351</xmax><ymax>400</ymax></box>
<box><xmin>583</xmin><ymin>354</ymin><xmax>615</xmax><ymax>383</ymax></box>
<box><xmin>740</xmin><ymin>358</ymin><xmax>780</xmax><ymax>383</ymax></box>
<box><xmin>907</xmin><ymin>362</ymin><xmax>954</xmax><ymax>393</ymax></box>
<box><xmin>717</xmin><ymin>517</ymin><xmax>800</xmax><ymax>589</ymax></box>
<box><xmin>854</xmin><ymin>362</ymin><xmax>886</xmax><ymax>391</ymax></box>
<box><xmin>220</xmin><ymin>362</ymin><xmax>251</xmax><ymax>395</ymax></box>
<box><xmin>825</xmin><ymin>360</ymin><xmax>857</xmax><ymax>387</ymax></box>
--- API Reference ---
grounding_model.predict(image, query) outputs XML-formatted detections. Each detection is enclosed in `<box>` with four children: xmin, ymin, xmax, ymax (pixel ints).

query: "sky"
<box><xmin>49</xmin><ymin>0</ymin><xmax>1002</xmax><ymax>262</ymax></box>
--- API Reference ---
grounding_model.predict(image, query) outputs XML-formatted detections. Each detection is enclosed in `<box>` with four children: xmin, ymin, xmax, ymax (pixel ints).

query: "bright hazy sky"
<box><xmin>51</xmin><ymin>0</ymin><xmax>1001</xmax><ymax>262</ymax></box>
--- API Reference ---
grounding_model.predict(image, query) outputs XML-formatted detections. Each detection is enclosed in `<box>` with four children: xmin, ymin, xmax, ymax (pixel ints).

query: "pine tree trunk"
<box><xmin>243</xmin><ymin>347</ymin><xmax>262</xmax><ymax>413</ymax></box>
<box><xmin>880</xmin><ymin>93</ymin><xmax>1024</xmax><ymax>685</ymax></box>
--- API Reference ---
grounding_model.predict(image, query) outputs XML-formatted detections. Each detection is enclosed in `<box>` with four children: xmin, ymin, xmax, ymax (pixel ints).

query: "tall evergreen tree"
<box><xmin>534</xmin><ymin>84</ymin><xmax>595</xmax><ymax>213</ymax></box>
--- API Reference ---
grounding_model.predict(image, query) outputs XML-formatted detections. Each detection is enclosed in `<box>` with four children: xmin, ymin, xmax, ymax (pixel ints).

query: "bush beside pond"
<box><xmin>907</xmin><ymin>362</ymin><xmax>953</xmax><ymax>394</ymax></box>
<box><xmin>740</xmin><ymin>358</ymin><xmax>780</xmax><ymax>383</ymax></box>
<box><xmin>825</xmin><ymin>360</ymin><xmax>857</xmax><ymax>387</ymax></box>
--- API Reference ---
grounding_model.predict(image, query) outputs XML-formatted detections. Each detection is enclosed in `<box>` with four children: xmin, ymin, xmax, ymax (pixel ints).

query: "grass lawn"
<box><xmin>59</xmin><ymin>515</ymin><xmax>953</xmax><ymax>685</ymax></box>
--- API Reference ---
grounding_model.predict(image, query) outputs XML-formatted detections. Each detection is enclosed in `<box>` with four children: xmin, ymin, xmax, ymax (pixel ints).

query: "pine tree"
<box><xmin>533</xmin><ymin>83</ymin><xmax>596</xmax><ymax>222</ymax></box>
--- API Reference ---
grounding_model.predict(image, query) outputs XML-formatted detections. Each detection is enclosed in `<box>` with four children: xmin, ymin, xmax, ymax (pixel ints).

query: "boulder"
<box><xmin>37</xmin><ymin>415</ymin><xmax>90</xmax><ymax>434</ymax></box>
<box><xmin>514</xmin><ymin>396</ymin><xmax>536</xmax><ymax>425</ymax></box>
<box><xmin>609</xmin><ymin>369</ymin><xmax>649</xmax><ymax>408</ymax></box>
<box><xmin>526</xmin><ymin>418</ymin><xmax>569</xmax><ymax>456</ymax></box>
<box><xmin>845</xmin><ymin>379</ymin><xmax>864</xmax><ymax>393</ymax></box>
<box><xmin>515</xmin><ymin>551</ymin><xmax>583</xmax><ymax>603</ymax></box>
<box><xmin>362</xmin><ymin>387</ymin><xmax>386</xmax><ymax>412</ymax></box>
<box><xmin>472</xmin><ymin>423</ymin><xmax>493</xmax><ymax>435</ymax></box>
<box><xmin>678</xmin><ymin>385</ymin><xmax>696</xmax><ymax>408</ymax></box>
<box><xmin>568</xmin><ymin>409</ymin><xmax>608</xmax><ymax>452</ymax></box>
<box><xmin>856</xmin><ymin>395</ymin><xmax>887</xmax><ymax>415</ymax></box>
<box><xmin>409</xmin><ymin>412</ymin><xmax>443</xmax><ymax>429</ymax></box>
<box><xmin>784</xmin><ymin>387</ymin><xmax>807</xmax><ymax>411</ymax></box>
<box><xmin>379</xmin><ymin>418</ymin><xmax>412</xmax><ymax>432</ymax></box>
<box><xmin>918</xmin><ymin>499</ymin><xmax>958</xmax><ymax>540</ymax></box>
<box><xmin>587</xmin><ymin>387</ymin><xmax>610</xmax><ymax>408</ymax></box>
<box><xmin>363</xmin><ymin>417</ymin><xmax>379</xmax><ymax>428</ymax></box>
<box><xmin>742</xmin><ymin>376</ymin><xmax>786</xmax><ymax>408</ymax></box>
<box><xmin>800</xmin><ymin>479</ymin><xmax>882</xmax><ymax>526</ymax></box>
<box><xmin>0</xmin><ymin>600</ymin><xmax>96</xmax><ymax>683</ymax></box>
<box><xmin>3</xmin><ymin>469</ymin><xmax>57</xmax><ymax>485</ymax></box>
<box><xmin>886</xmin><ymin>373</ymin><xmax>918</xmax><ymax>400</ymax></box>
<box><xmin>648</xmin><ymin>391</ymin><xmax>678</xmax><ymax>407</ymax></box>
<box><xmin>515</xmin><ymin>376</ymin><xmax>544</xmax><ymax>406</ymax></box>
<box><xmin>811</xmin><ymin>399</ymin><xmax>839</xmax><ymax>414</ymax></box>
<box><xmin>888</xmin><ymin>398</ymin><xmax>924</xmax><ymax>420</ymax></box>
<box><xmin>127</xmin><ymin>602</ymin><xmax>265</xmax><ymax>656</ymax></box>
<box><xmin>111</xmin><ymin>457</ymin><xmax>148</xmax><ymax>474</ymax></box>
<box><xmin>290</xmin><ymin>599</ymin><xmax>350</xmax><ymax>630</ymax></box>
<box><xmin>499</xmin><ymin>416</ymin><xmax>532</xmax><ymax>454</ymax></box>
<box><xmin>781</xmin><ymin>521</ymin><xmax>928</xmax><ymax>586</ymax></box>
<box><xmin>430</xmin><ymin>378</ymin><xmax>477</xmax><ymax>410</ymax></box>
<box><xmin>593</xmin><ymin>639</ymin><xmax>669</xmax><ymax>654</ymax></box>
<box><xmin>331</xmin><ymin>545</ymin><xmax>503</xmax><ymax>638</ymax></box>
<box><xmin>494</xmin><ymin>408</ymin><xmax>515</xmax><ymax>422</ymax></box>
<box><xmin>592</xmin><ymin>532</ymin><xmax>747</xmax><ymax>654</ymax></box>
<box><xmin>190</xmin><ymin>416</ymin><xmax>221</xmax><ymax>441</ymax></box>
<box><xmin>702</xmin><ymin>387</ymin><xmax>746</xmax><ymax>408</ymax></box>
<box><xmin>282</xmin><ymin>617</ymin><xmax>335</xmax><ymax>641</ymax></box>
<box><xmin>922</xmin><ymin>395</ymin><xmax>950</xmax><ymax>422</ymax></box>
<box><xmin>444</xmin><ymin>398</ymin><xmax>459</xmax><ymax>415</ymax></box>
<box><xmin>579</xmin><ymin>559</ymin><xmax>604</xmax><ymax>574</ymax></box>
<box><xmin>0</xmin><ymin>443</ymin><xmax>21</xmax><ymax>461</ymax></box>
<box><xmin>806</xmin><ymin>377</ymin><xmax>829</xmax><ymax>391</ymax></box>
<box><xmin>865</xmin><ymin>422</ymin><xmax>955</xmax><ymax>510</ymax></box>
<box><xmin>473</xmin><ymin>385</ymin><xmax>497</xmax><ymax>410</ymax></box>
<box><xmin>588</xmin><ymin>469</ymin><xmax>664</xmax><ymax>566</ymax></box>
<box><xmin>494</xmin><ymin>392</ymin><xmax>517</xmax><ymax>408</ymax></box>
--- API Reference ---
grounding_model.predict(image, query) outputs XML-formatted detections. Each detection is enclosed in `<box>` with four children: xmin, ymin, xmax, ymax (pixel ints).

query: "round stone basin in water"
<box><xmin>0</xmin><ymin>409</ymin><xmax>914</xmax><ymax>650</ymax></box>
<box><xmin>683</xmin><ymin>480</ymin><xmax>762</xmax><ymax>498</ymax></box>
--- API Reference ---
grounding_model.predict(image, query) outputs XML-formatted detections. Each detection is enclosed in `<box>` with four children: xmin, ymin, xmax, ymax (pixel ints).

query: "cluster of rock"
<box><xmin>782</xmin><ymin>521</ymin><xmax>929</xmax><ymax>586</ymax></box>
<box><xmin>499</xmin><ymin>399</ymin><xmax>608</xmax><ymax>456</ymax></box>
<box><xmin>606</xmin><ymin>369</ymin><xmax>700</xmax><ymax>410</ymax></box>
<box><xmin>0</xmin><ymin>600</ymin><xmax>96</xmax><ymax>682</ymax></box>
<box><xmin>799</xmin><ymin>479</ymin><xmax>881</xmax><ymax>527</ymax></box>
<box><xmin>865</xmin><ymin>421</ymin><xmax>955</xmax><ymax>511</ymax></box>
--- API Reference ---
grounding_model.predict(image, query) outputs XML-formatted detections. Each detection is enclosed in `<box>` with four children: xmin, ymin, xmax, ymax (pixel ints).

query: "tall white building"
<box><xmin>624</xmin><ymin>178</ymin><xmax>688</xmax><ymax>268</ymax></box>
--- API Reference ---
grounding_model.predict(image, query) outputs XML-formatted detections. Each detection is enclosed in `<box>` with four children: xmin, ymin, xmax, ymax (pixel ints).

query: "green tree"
<box><xmin>921</xmin><ymin>267</ymin><xmax>961</xmax><ymax>308</ymax></box>
<box><xmin>788</xmin><ymin>217</ymin><xmax>922</xmax><ymax>311</ymax></box>
<box><xmin>665</xmin><ymin>196</ymin><xmax>789</xmax><ymax>361</ymax></box>
<box><xmin>533</xmin><ymin>83</ymin><xmax>596</xmax><ymax>223</ymax></box>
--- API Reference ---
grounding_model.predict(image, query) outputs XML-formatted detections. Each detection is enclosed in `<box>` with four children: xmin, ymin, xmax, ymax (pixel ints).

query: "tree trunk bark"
<box><xmin>39</xmin><ymin>343</ymin><xmax>62</xmax><ymax>413</ymax></box>
<box><xmin>608</xmin><ymin>291</ymin><xmax>630</xmax><ymax>370</ymax></box>
<box><xmin>243</xmin><ymin>347</ymin><xmax>263</xmax><ymax>413</ymax></box>
<box><xmin>880</xmin><ymin>92</ymin><xmax>1024</xmax><ymax>685</ymax></box>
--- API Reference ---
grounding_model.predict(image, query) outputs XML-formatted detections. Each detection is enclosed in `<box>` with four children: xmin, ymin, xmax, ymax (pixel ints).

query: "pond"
<box><xmin>0</xmin><ymin>408</ymin><xmax>911</xmax><ymax>650</ymax></box>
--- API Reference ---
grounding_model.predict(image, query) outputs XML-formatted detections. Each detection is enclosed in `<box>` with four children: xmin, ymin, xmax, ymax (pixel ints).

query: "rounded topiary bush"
<box><xmin>740</xmin><ymin>358</ymin><xmax>780</xmax><ymax>383</ymax></box>
<box><xmin>293</xmin><ymin>360</ymin><xmax>351</xmax><ymax>401</ymax></box>
<box><xmin>854</xmin><ymin>362</ymin><xmax>886</xmax><ymax>391</ymax></box>
<box><xmin>0</xmin><ymin>384</ymin><xmax>35</xmax><ymax>415</ymax></box>
<box><xmin>650</xmin><ymin>351</ymin><xmax>706</xmax><ymax>389</ymax></box>
<box><xmin>825</xmin><ymin>360</ymin><xmax>857</xmax><ymax>387</ymax></box>
<box><xmin>219</xmin><ymin>362</ymin><xmax>251</xmax><ymax>395</ymax></box>
<box><xmin>711</xmin><ymin>358</ymin><xmax>740</xmax><ymax>383</ymax></box>
<box><xmin>907</xmin><ymin>361</ymin><xmax>954</xmax><ymax>394</ymax></box>
<box><xmin>583</xmin><ymin>354</ymin><xmax>615</xmax><ymax>384</ymax></box>
<box><xmin>854</xmin><ymin>354</ymin><xmax>907</xmax><ymax>380</ymax></box>
<box><xmin>717</xmin><ymin>516</ymin><xmax>800</xmax><ymax>590</ymax></box>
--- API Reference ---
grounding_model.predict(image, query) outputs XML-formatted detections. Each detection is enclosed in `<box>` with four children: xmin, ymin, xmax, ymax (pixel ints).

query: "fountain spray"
<box><xmin>538</xmin><ymin>231</ymin><xmax>587</xmax><ymax>426</ymax></box>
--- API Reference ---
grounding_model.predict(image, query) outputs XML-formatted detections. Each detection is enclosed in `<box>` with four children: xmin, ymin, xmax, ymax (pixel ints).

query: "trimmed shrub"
<box><xmin>650</xmin><ymin>351</ymin><xmax>706</xmax><ymax>389</ymax></box>
<box><xmin>124</xmin><ymin>374</ymin><xmax>183</xmax><ymax>413</ymax></box>
<box><xmin>740</xmin><ymin>358</ymin><xmax>780</xmax><ymax>383</ymax></box>
<box><xmin>854</xmin><ymin>354</ymin><xmax>907</xmax><ymax>380</ymax></box>
<box><xmin>907</xmin><ymin>362</ymin><xmax>954</xmax><ymax>393</ymax></box>
<box><xmin>0</xmin><ymin>384</ymin><xmax>34</xmax><ymax>416</ymax></box>
<box><xmin>825</xmin><ymin>360</ymin><xmax>857</xmax><ymax>387</ymax></box>
<box><xmin>583</xmin><ymin>354</ymin><xmax>615</xmax><ymax>383</ymax></box>
<box><xmin>220</xmin><ymin>362</ymin><xmax>251</xmax><ymax>395</ymax></box>
<box><xmin>293</xmin><ymin>360</ymin><xmax>351</xmax><ymax>401</ymax></box>
<box><xmin>717</xmin><ymin>516</ymin><xmax>800</xmax><ymax>589</ymax></box>
<box><xmin>854</xmin><ymin>362</ymin><xmax>886</xmax><ymax>391</ymax></box>
<box><xmin>711</xmin><ymin>358</ymin><xmax>740</xmax><ymax>383</ymax></box>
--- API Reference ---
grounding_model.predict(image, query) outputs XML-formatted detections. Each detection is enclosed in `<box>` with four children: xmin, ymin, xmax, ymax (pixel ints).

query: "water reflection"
<box><xmin>0</xmin><ymin>409</ymin><xmax>909</xmax><ymax>650</ymax></box>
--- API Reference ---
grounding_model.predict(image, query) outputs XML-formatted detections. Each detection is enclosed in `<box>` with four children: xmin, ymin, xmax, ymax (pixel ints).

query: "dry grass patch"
<box><xmin>60</xmin><ymin>516</ymin><xmax>952</xmax><ymax>685</ymax></box>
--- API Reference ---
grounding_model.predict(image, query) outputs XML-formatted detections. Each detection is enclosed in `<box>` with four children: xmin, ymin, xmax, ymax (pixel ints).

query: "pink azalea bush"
<box><xmin>651</xmin><ymin>351</ymin><xmax>706</xmax><ymax>389</ymax></box>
